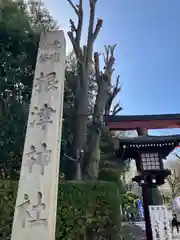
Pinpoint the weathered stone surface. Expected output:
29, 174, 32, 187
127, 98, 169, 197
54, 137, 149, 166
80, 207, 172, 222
11, 31, 66, 240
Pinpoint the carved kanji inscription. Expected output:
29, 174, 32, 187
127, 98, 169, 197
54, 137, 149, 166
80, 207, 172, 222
52, 40, 62, 48
35, 71, 58, 93
18, 194, 31, 228
29, 192, 47, 227
26, 145, 36, 174
40, 35, 62, 49
26, 143, 51, 175
39, 52, 60, 63
29, 104, 56, 131
37, 104, 56, 130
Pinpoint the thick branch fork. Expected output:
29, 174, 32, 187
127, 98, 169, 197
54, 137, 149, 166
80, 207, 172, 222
67, 0, 102, 65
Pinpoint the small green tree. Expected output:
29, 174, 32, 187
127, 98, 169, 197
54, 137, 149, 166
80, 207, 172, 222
122, 191, 139, 215
163, 159, 180, 200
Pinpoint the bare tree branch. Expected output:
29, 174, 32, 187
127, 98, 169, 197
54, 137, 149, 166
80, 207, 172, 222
66, 0, 79, 16
67, 0, 83, 60
112, 103, 122, 115
88, 0, 96, 38
76, 0, 83, 47
92, 18, 103, 42
86, 0, 103, 69
166, 162, 180, 198
103, 45, 116, 78
115, 74, 120, 89
113, 75, 121, 97
175, 153, 180, 159
69, 19, 76, 32
94, 52, 101, 82
67, 31, 82, 60
104, 74, 122, 115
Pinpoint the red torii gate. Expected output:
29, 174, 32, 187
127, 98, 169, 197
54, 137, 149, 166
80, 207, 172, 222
105, 113, 180, 147
105, 113, 180, 131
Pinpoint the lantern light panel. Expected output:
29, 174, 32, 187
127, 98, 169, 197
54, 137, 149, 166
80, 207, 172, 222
141, 153, 160, 170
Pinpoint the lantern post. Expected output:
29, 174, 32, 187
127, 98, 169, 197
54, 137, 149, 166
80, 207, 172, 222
112, 135, 180, 239
133, 151, 170, 240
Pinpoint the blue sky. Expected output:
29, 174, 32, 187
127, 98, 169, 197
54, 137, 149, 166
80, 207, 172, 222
43, 0, 180, 137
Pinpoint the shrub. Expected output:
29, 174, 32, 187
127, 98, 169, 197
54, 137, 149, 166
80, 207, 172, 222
56, 181, 121, 240
0, 180, 17, 240
0, 180, 121, 240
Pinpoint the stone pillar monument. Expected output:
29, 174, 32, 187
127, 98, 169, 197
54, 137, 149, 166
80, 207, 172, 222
11, 31, 66, 240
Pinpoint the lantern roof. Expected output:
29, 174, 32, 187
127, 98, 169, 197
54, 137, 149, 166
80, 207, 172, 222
117, 134, 180, 147
113, 135, 180, 159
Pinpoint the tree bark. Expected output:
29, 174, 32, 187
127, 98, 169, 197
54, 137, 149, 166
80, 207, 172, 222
86, 47, 121, 179
72, 77, 89, 179
86, 75, 109, 178
67, 0, 102, 180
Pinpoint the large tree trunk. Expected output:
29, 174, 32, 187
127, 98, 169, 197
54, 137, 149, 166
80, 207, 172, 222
86, 76, 109, 178
67, 1, 121, 180
67, 0, 102, 180
73, 80, 89, 180
86, 47, 121, 179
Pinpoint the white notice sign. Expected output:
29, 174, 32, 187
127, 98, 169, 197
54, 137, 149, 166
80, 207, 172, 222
149, 205, 172, 240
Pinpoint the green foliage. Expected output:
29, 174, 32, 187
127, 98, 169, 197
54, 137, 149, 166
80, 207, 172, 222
0, 180, 17, 240
100, 128, 130, 170
0, 0, 57, 179
0, 181, 121, 240
122, 191, 139, 214
99, 168, 121, 183
98, 168, 125, 195
0, 0, 38, 179
0, 0, 125, 183
98, 127, 130, 189
56, 181, 121, 240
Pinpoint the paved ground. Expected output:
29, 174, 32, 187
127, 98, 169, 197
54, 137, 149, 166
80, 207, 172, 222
122, 221, 180, 239
134, 221, 146, 231
173, 231, 180, 240
121, 222, 145, 240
